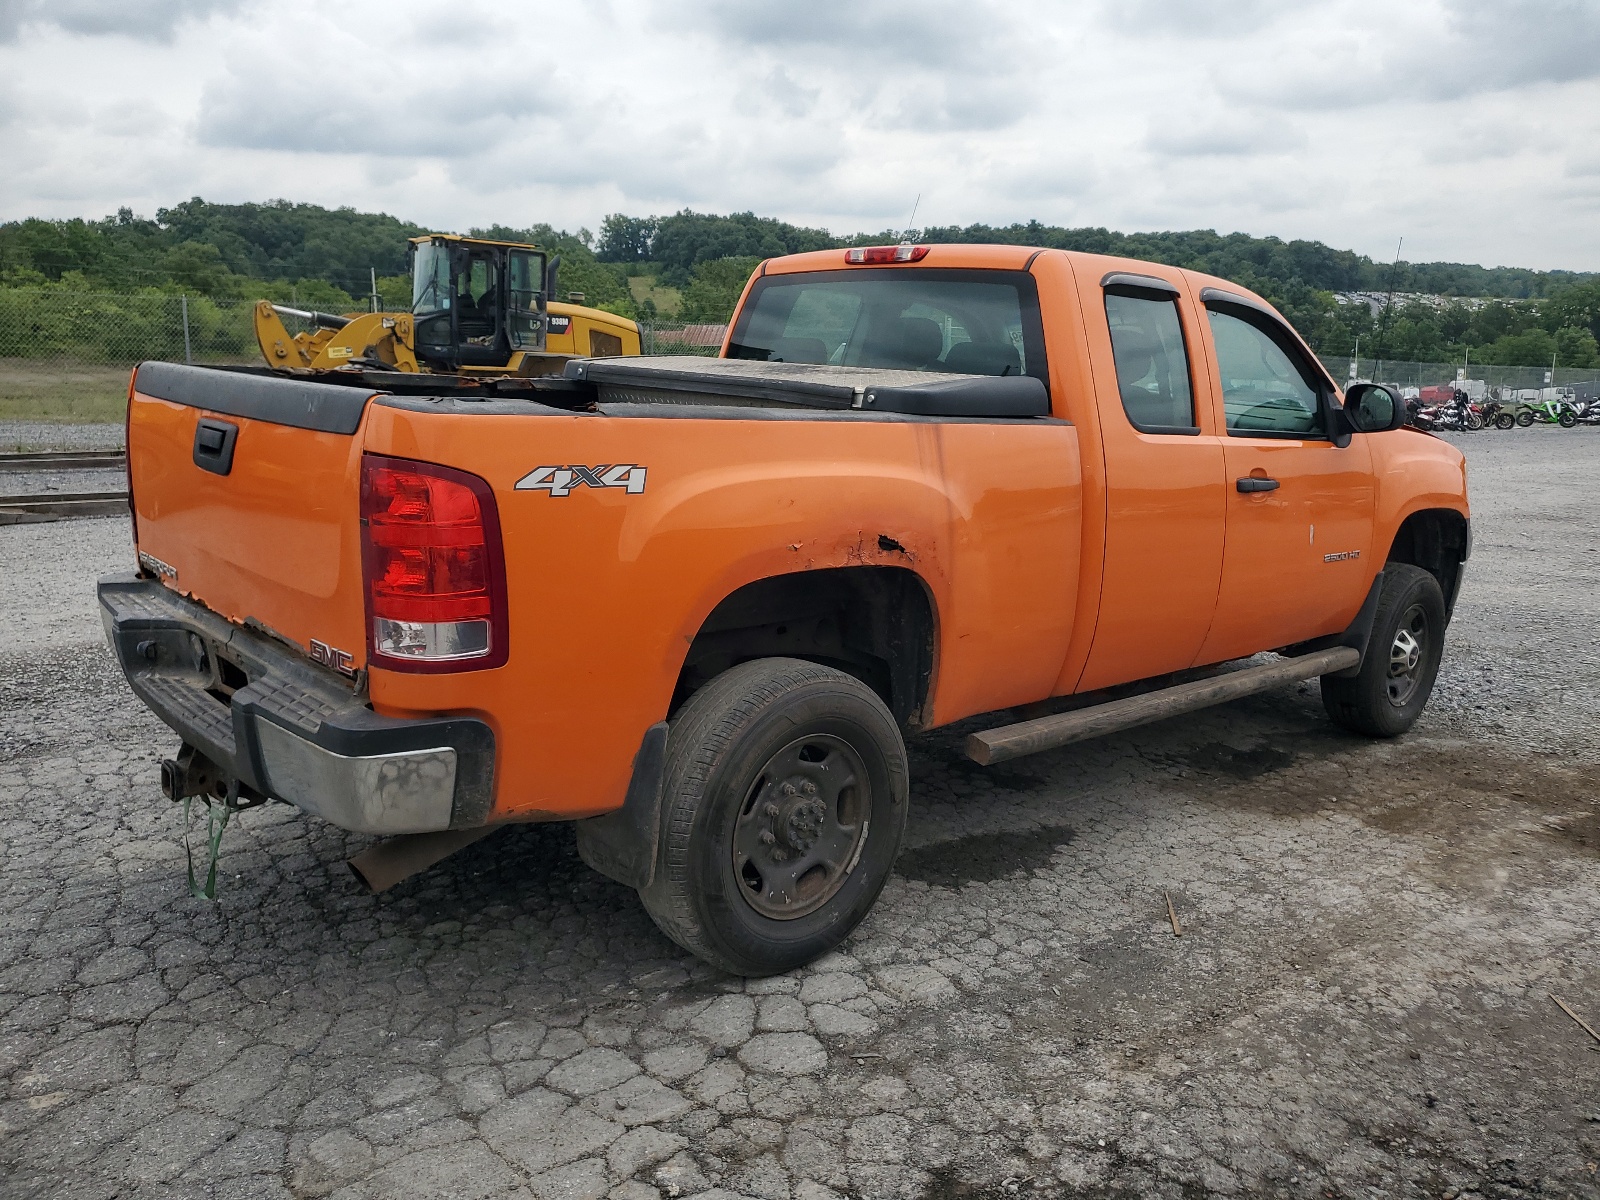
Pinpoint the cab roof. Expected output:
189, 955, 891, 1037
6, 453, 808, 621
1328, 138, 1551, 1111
761, 243, 1280, 322
407, 234, 545, 252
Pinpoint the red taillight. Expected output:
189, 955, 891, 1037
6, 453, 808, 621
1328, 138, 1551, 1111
844, 245, 929, 265
360, 454, 508, 672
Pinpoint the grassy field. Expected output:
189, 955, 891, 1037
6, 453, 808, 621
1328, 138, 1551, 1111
626, 275, 683, 317
0, 359, 133, 423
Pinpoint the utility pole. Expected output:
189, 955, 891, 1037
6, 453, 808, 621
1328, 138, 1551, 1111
371, 267, 379, 313
1373, 238, 1403, 380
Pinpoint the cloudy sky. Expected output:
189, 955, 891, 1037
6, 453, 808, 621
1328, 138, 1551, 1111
2, 0, 1598, 270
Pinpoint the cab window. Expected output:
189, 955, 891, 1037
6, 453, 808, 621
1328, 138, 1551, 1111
1104, 293, 1196, 433
1207, 307, 1325, 437
507, 250, 544, 350
729, 269, 1048, 391
457, 254, 499, 342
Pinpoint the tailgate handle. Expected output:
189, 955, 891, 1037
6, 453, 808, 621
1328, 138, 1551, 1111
193, 419, 239, 476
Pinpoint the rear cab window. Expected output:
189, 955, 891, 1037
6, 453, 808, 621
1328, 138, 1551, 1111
1101, 274, 1198, 434
728, 268, 1050, 404
1203, 292, 1330, 438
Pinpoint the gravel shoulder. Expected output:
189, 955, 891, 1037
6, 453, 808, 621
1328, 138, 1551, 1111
0, 427, 1596, 1200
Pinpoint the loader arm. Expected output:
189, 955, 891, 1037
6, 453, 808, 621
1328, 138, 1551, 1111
253, 301, 421, 372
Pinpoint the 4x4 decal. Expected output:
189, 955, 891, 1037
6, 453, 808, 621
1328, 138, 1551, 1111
515, 464, 647, 497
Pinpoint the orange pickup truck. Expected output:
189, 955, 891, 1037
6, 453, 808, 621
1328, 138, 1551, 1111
101, 243, 1470, 975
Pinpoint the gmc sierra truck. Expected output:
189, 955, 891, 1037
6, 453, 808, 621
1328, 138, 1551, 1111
101, 243, 1470, 975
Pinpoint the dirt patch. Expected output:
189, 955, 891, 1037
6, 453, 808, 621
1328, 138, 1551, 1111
1166, 731, 1600, 859
897, 825, 1076, 886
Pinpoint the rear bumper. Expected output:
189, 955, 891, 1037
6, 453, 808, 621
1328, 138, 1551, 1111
97, 572, 495, 835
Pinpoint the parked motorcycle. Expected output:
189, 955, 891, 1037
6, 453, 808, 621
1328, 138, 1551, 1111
1531, 397, 1580, 428
1410, 393, 1479, 432
1476, 398, 1514, 430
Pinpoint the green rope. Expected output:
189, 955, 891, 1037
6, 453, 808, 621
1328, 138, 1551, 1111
181, 794, 231, 900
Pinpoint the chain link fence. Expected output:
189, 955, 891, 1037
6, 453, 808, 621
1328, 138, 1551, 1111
1316, 354, 1600, 397
0, 289, 259, 365
637, 322, 725, 356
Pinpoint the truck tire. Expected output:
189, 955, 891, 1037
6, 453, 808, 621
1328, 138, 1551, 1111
1320, 564, 1446, 737
639, 658, 909, 976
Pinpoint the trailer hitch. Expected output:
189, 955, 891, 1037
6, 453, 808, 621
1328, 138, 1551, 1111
160, 743, 268, 900
160, 743, 268, 810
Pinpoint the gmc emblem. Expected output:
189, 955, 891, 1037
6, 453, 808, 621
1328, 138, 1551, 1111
309, 638, 356, 676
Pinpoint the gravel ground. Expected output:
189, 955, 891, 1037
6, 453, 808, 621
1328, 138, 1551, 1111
0, 427, 1596, 1200
0, 422, 126, 453
0, 468, 125, 499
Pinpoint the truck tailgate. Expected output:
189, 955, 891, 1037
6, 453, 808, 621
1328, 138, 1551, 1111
127, 362, 375, 671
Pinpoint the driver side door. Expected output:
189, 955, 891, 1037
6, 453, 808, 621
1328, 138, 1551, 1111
1195, 293, 1376, 663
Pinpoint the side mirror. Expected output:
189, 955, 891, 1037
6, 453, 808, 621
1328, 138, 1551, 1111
1344, 382, 1405, 433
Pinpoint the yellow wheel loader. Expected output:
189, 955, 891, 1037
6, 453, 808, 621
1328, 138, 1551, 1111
253, 234, 640, 377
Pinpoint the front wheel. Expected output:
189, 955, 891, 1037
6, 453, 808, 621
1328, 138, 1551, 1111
1559, 410, 1578, 428
1321, 564, 1447, 737
1495, 412, 1515, 430
639, 658, 909, 976
1465, 411, 1484, 430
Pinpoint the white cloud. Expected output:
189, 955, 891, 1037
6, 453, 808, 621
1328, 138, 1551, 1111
0, 0, 1598, 270
1, 0, 251, 42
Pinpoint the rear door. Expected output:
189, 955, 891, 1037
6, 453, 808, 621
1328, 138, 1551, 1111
1194, 292, 1375, 663
1074, 270, 1228, 692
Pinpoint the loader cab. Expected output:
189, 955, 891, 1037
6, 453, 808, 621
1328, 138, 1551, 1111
409, 236, 549, 370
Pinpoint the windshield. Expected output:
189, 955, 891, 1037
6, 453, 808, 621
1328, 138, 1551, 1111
412, 241, 450, 315
727, 268, 1047, 381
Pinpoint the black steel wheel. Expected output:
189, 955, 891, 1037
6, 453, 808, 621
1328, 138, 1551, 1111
639, 658, 908, 976
1321, 564, 1447, 737
730, 733, 871, 920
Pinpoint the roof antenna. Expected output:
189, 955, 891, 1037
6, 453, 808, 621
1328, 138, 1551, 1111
902, 194, 921, 245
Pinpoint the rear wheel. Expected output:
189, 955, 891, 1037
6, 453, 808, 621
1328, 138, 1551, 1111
1495, 412, 1515, 430
1321, 564, 1446, 737
1516, 410, 1535, 427
639, 658, 909, 976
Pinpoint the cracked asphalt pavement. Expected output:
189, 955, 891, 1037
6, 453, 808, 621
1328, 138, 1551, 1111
1, 428, 1597, 1200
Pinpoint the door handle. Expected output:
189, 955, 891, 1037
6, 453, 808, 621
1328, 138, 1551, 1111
1236, 476, 1279, 493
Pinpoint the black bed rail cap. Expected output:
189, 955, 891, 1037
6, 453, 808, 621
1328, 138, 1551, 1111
132, 361, 377, 435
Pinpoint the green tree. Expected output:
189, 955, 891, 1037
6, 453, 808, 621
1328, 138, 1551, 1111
596, 215, 659, 263
163, 242, 234, 296
1542, 280, 1600, 343
676, 257, 762, 323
